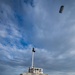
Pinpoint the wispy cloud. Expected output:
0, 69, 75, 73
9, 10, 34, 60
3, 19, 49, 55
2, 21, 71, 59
0, 0, 75, 75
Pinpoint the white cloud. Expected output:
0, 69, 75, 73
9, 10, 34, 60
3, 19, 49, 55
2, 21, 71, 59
0, 3, 22, 40
1, 0, 75, 75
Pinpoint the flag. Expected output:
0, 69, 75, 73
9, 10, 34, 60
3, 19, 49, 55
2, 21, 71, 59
32, 48, 35, 52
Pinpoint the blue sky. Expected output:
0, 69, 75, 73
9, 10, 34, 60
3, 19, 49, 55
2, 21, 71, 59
0, 0, 75, 75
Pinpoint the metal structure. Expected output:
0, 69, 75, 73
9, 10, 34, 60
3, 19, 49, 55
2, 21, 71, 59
32, 48, 35, 68
20, 48, 48, 75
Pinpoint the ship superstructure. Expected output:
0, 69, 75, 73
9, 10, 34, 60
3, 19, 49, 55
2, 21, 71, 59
20, 48, 48, 75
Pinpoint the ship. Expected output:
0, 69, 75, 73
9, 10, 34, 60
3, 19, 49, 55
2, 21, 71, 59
20, 48, 48, 75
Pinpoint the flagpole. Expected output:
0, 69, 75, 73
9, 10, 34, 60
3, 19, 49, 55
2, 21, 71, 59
32, 48, 35, 68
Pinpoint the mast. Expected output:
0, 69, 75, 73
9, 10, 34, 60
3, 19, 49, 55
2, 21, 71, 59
32, 48, 35, 68
20, 48, 45, 75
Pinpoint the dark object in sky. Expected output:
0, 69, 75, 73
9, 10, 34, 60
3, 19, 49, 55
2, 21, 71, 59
59, 5, 64, 13
32, 48, 35, 52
